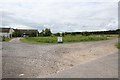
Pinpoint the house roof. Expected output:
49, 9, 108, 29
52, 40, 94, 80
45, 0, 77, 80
0, 28, 11, 33
14, 29, 38, 32
0, 28, 39, 34
14, 29, 39, 34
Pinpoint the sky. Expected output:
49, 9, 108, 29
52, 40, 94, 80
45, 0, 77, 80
0, 0, 119, 33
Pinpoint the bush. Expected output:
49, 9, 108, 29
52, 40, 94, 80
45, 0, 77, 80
2, 36, 5, 41
116, 43, 120, 49
54, 33, 60, 36
12, 30, 21, 37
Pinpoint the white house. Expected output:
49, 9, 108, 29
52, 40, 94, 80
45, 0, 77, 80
0, 28, 14, 38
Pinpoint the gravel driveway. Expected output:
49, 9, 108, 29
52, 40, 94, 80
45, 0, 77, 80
2, 38, 118, 78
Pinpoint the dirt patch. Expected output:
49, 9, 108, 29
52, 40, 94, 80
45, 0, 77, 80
2, 38, 118, 78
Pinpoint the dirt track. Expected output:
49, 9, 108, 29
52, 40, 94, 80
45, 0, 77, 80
2, 38, 118, 78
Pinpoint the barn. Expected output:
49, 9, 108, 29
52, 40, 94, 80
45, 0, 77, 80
0, 28, 14, 38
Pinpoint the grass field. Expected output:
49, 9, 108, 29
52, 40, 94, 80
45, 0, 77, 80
2, 38, 12, 42
116, 43, 120, 49
20, 35, 115, 44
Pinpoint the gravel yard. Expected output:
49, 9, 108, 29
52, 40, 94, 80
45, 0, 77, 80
2, 38, 118, 78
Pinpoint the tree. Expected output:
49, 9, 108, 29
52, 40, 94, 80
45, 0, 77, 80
82, 32, 90, 36
44, 28, 52, 36
40, 28, 52, 36
2, 36, 5, 41
71, 32, 76, 35
29, 31, 38, 37
54, 33, 60, 36
62, 32, 65, 37
12, 30, 21, 37
39, 30, 44, 36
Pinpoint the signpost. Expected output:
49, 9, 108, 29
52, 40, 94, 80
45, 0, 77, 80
57, 37, 63, 43
57, 32, 63, 43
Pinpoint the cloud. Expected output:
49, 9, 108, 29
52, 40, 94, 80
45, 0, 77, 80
0, 0, 119, 33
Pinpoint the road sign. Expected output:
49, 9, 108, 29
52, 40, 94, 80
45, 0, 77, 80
58, 37, 63, 43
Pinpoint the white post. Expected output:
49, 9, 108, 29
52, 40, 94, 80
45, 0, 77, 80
57, 37, 63, 43
57, 32, 63, 43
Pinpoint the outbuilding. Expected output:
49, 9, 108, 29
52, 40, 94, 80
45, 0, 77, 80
0, 28, 14, 38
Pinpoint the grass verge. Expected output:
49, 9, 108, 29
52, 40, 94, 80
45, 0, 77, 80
116, 43, 120, 49
2, 38, 12, 42
20, 35, 113, 44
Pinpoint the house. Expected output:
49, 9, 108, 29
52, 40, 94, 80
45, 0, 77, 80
0, 28, 14, 38
13, 29, 39, 37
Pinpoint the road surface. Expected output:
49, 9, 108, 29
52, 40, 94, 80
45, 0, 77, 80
2, 38, 118, 78
48, 53, 118, 78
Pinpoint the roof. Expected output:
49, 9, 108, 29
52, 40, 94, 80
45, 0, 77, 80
14, 29, 38, 32
14, 29, 39, 34
0, 28, 11, 33
15, 29, 38, 31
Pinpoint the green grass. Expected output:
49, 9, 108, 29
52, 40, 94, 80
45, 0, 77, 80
3, 38, 12, 42
116, 43, 120, 49
21, 37, 57, 44
20, 35, 113, 44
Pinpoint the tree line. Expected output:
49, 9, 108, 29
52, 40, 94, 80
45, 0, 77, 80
12, 28, 120, 37
39, 28, 120, 37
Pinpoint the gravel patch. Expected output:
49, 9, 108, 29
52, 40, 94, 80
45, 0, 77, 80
2, 38, 118, 78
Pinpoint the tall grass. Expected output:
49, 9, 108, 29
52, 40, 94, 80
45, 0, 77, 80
63, 35, 108, 43
21, 35, 112, 44
116, 43, 120, 49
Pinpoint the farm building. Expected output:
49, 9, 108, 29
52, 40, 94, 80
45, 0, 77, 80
13, 29, 39, 37
0, 28, 14, 38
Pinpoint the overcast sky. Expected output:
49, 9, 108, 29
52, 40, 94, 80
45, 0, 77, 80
0, 0, 119, 33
